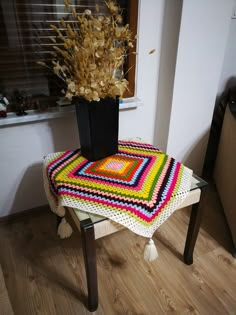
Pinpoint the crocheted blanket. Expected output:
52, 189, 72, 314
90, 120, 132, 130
43, 141, 193, 238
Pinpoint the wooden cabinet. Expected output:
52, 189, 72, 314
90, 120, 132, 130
214, 105, 236, 257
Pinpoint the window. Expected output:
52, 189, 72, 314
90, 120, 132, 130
0, 0, 138, 112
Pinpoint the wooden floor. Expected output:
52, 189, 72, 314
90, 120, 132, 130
0, 264, 14, 315
0, 184, 236, 315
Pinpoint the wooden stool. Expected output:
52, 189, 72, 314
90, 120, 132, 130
63, 174, 207, 312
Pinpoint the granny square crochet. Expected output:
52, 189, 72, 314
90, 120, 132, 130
44, 141, 193, 238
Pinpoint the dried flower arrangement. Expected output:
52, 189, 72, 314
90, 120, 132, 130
38, 0, 135, 102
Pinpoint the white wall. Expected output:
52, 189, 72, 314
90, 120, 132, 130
166, 0, 233, 174
154, 0, 183, 151
0, 0, 164, 217
0, 117, 79, 217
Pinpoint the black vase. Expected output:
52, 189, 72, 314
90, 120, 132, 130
74, 97, 119, 161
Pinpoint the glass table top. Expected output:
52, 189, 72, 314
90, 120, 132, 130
191, 174, 208, 190
73, 174, 207, 226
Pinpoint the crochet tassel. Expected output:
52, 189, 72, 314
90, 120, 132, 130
57, 218, 73, 239
144, 238, 159, 262
56, 205, 66, 217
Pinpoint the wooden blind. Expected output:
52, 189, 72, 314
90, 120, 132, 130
0, 0, 137, 111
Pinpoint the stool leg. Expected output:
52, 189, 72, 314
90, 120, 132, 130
80, 219, 98, 312
184, 188, 207, 265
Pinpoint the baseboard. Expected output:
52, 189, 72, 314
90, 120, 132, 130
0, 205, 50, 224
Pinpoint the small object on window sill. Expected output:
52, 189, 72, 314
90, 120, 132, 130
56, 97, 74, 112
0, 110, 7, 118
35, 100, 44, 112
0, 94, 9, 118
56, 97, 71, 106
14, 90, 28, 116
16, 104, 28, 116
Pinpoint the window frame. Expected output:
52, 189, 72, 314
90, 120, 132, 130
0, 0, 138, 113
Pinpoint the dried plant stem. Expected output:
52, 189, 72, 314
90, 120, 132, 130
38, 0, 134, 101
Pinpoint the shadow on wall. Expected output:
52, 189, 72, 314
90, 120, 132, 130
10, 163, 48, 215
47, 115, 80, 152
1, 115, 80, 217
10, 117, 80, 216
10, 117, 80, 215
181, 130, 210, 176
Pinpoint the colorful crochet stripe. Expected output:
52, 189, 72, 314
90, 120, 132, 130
44, 141, 193, 238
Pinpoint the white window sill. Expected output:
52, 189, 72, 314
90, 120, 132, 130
119, 97, 143, 110
0, 97, 142, 127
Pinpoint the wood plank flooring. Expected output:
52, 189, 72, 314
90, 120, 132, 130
0, 264, 14, 315
0, 183, 236, 315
